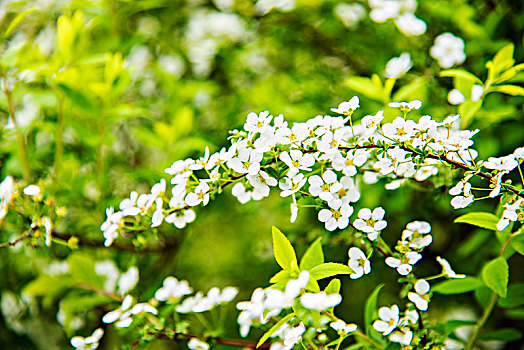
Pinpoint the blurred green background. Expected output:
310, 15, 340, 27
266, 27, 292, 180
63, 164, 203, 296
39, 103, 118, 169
0, 0, 524, 348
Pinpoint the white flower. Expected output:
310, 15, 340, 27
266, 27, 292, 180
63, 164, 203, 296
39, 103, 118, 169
330, 320, 358, 333
227, 147, 264, 175
247, 170, 278, 192
71, 328, 104, 350
101, 207, 123, 247
283, 322, 306, 348
280, 173, 307, 197
308, 170, 343, 201
394, 13, 426, 36
155, 276, 193, 301
188, 338, 210, 350
334, 3, 366, 28
332, 149, 368, 176
401, 221, 432, 249
348, 247, 371, 279
496, 198, 523, 231
102, 296, 157, 328
361, 110, 384, 133
95, 261, 120, 292
23, 185, 40, 196
513, 146, 524, 160
389, 329, 413, 346
353, 207, 387, 234
385, 251, 421, 275
280, 150, 315, 175
189, 147, 211, 171
118, 267, 139, 295
318, 199, 353, 231
373, 304, 399, 336
185, 181, 211, 207
300, 292, 342, 310
331, 96, 359, 114
430, 32, 466, 68
407, 279, 431, 311
385, 52, 413, 78
382, 117, 417, 142
165, 208, 197, 229
471, 84, 484, 101
483, 154, 518, 172
0, 176, 15, 220
244, 110, 273, 134
436, 257, 465, 279
448, 89, 465, 105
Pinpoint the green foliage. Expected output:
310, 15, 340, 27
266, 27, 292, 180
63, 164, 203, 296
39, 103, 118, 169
433, 277, 485, 295
481, 257, 509, 298
454, 212, 500, 231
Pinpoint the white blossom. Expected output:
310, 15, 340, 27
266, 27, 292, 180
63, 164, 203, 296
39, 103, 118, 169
155, 276, 193, 301
348, 247, 371, 279
188, 338, 210, 350
330, 96, 359, 114
300, 292, 342, 310
385, 52, 413, 78
373, 304, 399, 335
71, 328, 104, 350
430, 32, 466, 68
308, 170, 343, 201
330, 320, 358, 333
408, 279, 431, 311
436, 257, 466, 279
318, 199, 353, 231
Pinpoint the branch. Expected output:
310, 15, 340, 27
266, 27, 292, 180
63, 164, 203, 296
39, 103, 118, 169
0, 226, 36, 248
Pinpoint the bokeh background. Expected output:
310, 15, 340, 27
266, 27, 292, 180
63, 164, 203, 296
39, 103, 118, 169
0, 0, 524, 348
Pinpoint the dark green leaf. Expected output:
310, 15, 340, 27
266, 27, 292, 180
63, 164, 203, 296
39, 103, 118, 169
365, 284, 384, 335
481, 257, 509, 297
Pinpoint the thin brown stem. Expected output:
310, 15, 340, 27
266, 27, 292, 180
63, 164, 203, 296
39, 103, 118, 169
0, 228, 34, 248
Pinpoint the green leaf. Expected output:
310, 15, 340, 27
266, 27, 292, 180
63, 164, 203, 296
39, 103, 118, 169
498, 283, 524, 308
432, 277, 484, 294
257, 313, 295, 348
272, 226, 298, 272
364, 284, 384, 335
459, 99, 482, 127
490, 85, 524, 96
309, 263, 353, 280
56, 83, 96, 114
506, 308, 524, 320
491, 43, 515, 74
306, 278, 320, 293
440, 69, 483, 85
269, 270, 291, 284
444, 320, 477, 334
510, 234, 524, 256
1, 9, 37, 41
481, 257, 509, 297
324, 279, 341, 294
454, 212, 500, 231
68, 253, 104, 288
23, 275, 74, 297
300, 238, 324, 270
480, 328, 522, 341
392, 77, 427, 102
345, 77, 383, 102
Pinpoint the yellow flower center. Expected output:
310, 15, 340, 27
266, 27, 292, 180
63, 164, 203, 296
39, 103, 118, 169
321, 183, 331, 192
332, 210, 341, 219
396, 127, 406, 136
337, 188, 347, 197
366, 219, 376, 227
292, 160, 300, 168
243, 161, 252, 170
345, 159, 354, 166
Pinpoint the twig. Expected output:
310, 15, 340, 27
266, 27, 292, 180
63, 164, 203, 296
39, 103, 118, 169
0, 226, 36, 248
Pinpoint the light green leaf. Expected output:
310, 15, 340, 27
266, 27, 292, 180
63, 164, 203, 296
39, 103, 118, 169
23, 275, 74, 297
364, 283, 384, 335
272, 226, 298, 272
440, 69, 483, 85
257, 313, 295, 348
481, 257, 509, 297
495, 63, 524, 83
68, 253, 104, 288
459, 100, 483, 127
309, 263, 353, 280
300, 238, 324, 270
490, 85, 524, 96
1, 8, 37, 41
269, 270, 291, 284
480, 328, 522, 341
454, 212, 500, 231
491, 43, 515, 73
345, 77, 383, 102
432, 277, 484, 294
324, 279, 341, 294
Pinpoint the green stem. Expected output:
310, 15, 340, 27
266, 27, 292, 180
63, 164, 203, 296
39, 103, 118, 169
5, 89, 31, 183
54, 95, 65, 178
376, 236, 394, 256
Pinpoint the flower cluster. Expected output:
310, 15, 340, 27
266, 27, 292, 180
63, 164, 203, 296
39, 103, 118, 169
386, 221, 431, 275
373, 305, 419, 346
101, 97, 488, 248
